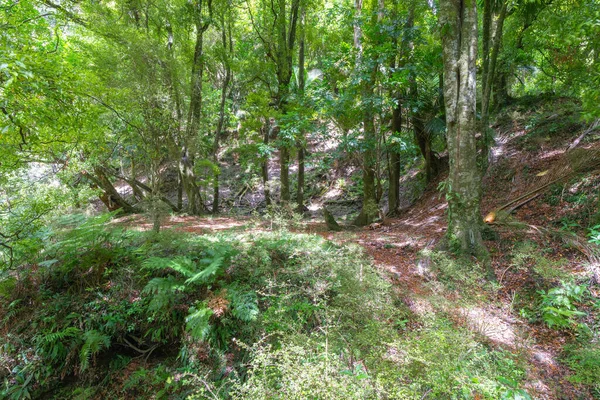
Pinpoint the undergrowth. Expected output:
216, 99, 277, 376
0, 212, 534, 399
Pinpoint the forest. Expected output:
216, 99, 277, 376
1, 0, 600, 397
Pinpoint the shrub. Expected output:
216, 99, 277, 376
563, 344, 600, 391
538, 282, 587, 329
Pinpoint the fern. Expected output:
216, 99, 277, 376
79, 329, 110, 372
185, 255, 224, 285
142, 276, 185, 313
142, 256, 196, 278
186, 305, 213, 340
141, 256, 173, 271
229, 288, 259, 322
35, 326, 82, 362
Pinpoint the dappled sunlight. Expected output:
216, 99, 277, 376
113, 215, 250, 233
460, 306, 517, 346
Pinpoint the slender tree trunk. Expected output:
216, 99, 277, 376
407, 4, 438, 183
213, 15, 232, 214
353, 0, 382, 226
480, 0, 508, 172
296, 6, 306, 212
274, 0, 300, 206
183, 0, 211, 215
262, 122, 272, 206
388, 101, 401, 214
439, 0, 487, 257
279, 147, 290, 204
177, 171, 183, 211
387, 0, 402, 214
482, 0, 492, 98
494, 71, 510, 108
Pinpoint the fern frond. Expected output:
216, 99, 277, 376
142, 276, 185, 295
37, 327, 81, 346
142, 256, 195, 278
185, 255, 224, 285
167, 257, 196, 278
35, 326, 82, 363
80, 330, 111, 372
185, 306, 213, 340
143, 276, 185, 314
229, 289, 259, 322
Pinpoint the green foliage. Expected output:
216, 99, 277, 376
510, 242, 570, 282
228, 287, 259, 322
378, 317, 529, 399
588, 224, 600, 246
231, 341, 377, 399
421, 249, 488, 292
35, 326, 82, 363
538, 282, 587, 329
79, 330, 111, 372
1, 213, 405, 397
186, 305, 214, 341
563, 344, 600, 388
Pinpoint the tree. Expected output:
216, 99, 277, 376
353, 0, 384, 226
439, 0, 487, 256
480, 0, 508, 171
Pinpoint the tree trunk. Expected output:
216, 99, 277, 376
387, 0, 403, 214
91, 167, 135, 213
388, 101, 401, 214
213, 14, 232, 214
480, 0, 508, 172
439, 0, 487, 257
296, 6, 306, 212
177, 171, 183, 211
494, 71, 510, 109
183, 0, 211, 215
353, 0, 382, 226
407, 4, 439, 183
274, 0, 300, 206
262, 122, 271, 206
482, 0, 492, 99
280, 147, 290, 203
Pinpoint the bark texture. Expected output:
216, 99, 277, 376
353, 0, 382, 226
296, 6, 306, 212
480, 0, 508, 172
439, 0, 487, 256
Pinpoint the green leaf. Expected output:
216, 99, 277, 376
185, 306, 213, 340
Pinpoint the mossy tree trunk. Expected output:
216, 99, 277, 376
213, 13, 233, 214
439, 0, 487, 257
273, 0, 301, 206
388, 100, 401, 214
353, 0, 382, 226
296, 5, 306, 212
262, 121, 272, 206
182, 0, 211, 215
480, 0, 508, 172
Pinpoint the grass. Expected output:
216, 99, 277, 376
0, 212, 540, 399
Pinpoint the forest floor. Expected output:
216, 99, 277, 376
113, 97, 600, 399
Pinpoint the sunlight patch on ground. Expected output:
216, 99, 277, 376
113, 215, 249, 233
323, 187, 343, 199
460, 306, 517, 346
405, 297, 434, 316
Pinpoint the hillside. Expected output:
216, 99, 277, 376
2, 96, 599, 399
2, 0, 600, 397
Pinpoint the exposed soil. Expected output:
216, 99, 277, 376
116, 99, 599, 399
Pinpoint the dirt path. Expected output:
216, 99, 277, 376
118, 189, 584, 399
